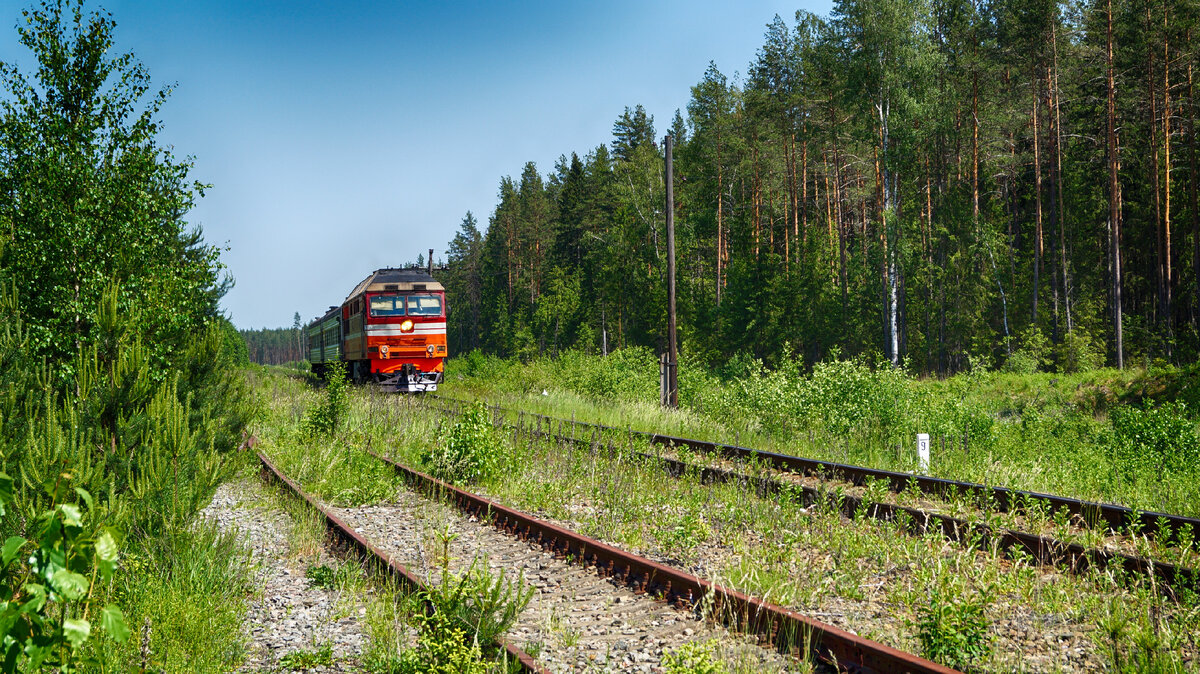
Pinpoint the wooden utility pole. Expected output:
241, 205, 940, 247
665, 135, 679, 408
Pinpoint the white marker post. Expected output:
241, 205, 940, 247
917, 433, 930, 473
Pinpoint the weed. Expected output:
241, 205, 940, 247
390, 611, 487, 674
306, 564, 337, 588
662, 639, 729, 674
915, 579, 993, 670
301, 360, 349, 437
424, 402, 506, 485
278, 642, 335, 669
1108, 401, 1198, 482
427, 558, 533, 648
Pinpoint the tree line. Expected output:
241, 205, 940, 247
441, 0, 1200, 374
241, 313, 305, 365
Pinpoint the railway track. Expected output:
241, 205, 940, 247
257, 451, 547, 673
258, 448, 960, 673
424, 396, 1200, 598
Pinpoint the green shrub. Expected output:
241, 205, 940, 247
424, 403, 505, 484
391, 612, 486, 674
426, 560, 532, 649
916, 581, 993, 669
371, 560, 532, 674
1108, 401, 1199, 480
1001, 350, 1040, 375
662, 639, 728, 674
301, 360, 349, 437
1003, 326, 1052, 374
796, 357, 914, 437
1057, 329, 1105, 373
559, 347, 658, 402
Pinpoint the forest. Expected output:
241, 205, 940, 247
242, 315, 305, 366
439, 0, 1200, 375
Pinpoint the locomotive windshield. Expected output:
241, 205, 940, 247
406, 294, 442, 316
369, 293, 443, 317
369, 295, 405, 316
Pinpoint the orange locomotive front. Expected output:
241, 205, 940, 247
335, 268, 447, 392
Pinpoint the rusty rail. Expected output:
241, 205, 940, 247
257, 451, 549, 674
426, 395, 1200, 545
425, 397, 1200, 598
365, 448, 960, 674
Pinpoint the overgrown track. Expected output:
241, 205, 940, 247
364, 448, 960, 673
257, 451, 550, 674
426, 396, 1200, 598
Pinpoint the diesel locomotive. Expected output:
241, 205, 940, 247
306, 267, 447, 392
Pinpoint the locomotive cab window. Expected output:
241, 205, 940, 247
406, 294, 442, 316
369, 295, 405, 317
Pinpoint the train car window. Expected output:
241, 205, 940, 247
406, 294, 443, 316
369, 295, 405, 317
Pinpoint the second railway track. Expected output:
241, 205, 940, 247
258, 446, 959, 673
424, 395, 1200, 598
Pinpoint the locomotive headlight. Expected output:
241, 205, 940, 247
400, 319, 414, 333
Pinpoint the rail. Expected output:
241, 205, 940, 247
364, 447, 961, 673
425, 396, 1199, 597
257, 450, 549, 673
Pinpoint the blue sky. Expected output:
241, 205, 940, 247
1, 0, 832, 329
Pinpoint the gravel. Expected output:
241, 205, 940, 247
330, 489, 807, 673
198, 472, 824, 672
199, 478, 368, 672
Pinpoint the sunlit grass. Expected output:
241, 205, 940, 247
438, 354, 1200, 518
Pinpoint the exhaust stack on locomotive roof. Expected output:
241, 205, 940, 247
305, 266, 447, 393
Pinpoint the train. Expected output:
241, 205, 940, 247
305, 266, 447, 392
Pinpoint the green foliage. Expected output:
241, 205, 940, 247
217, 318, 250, 367
368, 561, 531, 674
1057, 330, 1105, 374
701, 352, 915, 440
0, 0, 227, 380
1095, 596, 1194, 673
1108, 402, 1199, 481
1003, 327, 1052, 374
425, 560, 533, 650
279, 643, 334, 669
389, 612, 486, 674
0, 4, 252, 671
424, 402, 505, 484
661, 639, 728, 674
98, 523, 251, 672
305, 564, 337, 589
0, 478, 129, 673
915, 581, 993, 670
0, 282, 252, 537
656, 511, 712, 561
558, 347, 659, 402
304, 562, 363, 591
302, 360, 349, 437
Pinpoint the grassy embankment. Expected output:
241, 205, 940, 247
440, 349, 1200, 519
0, 302, 258, 672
